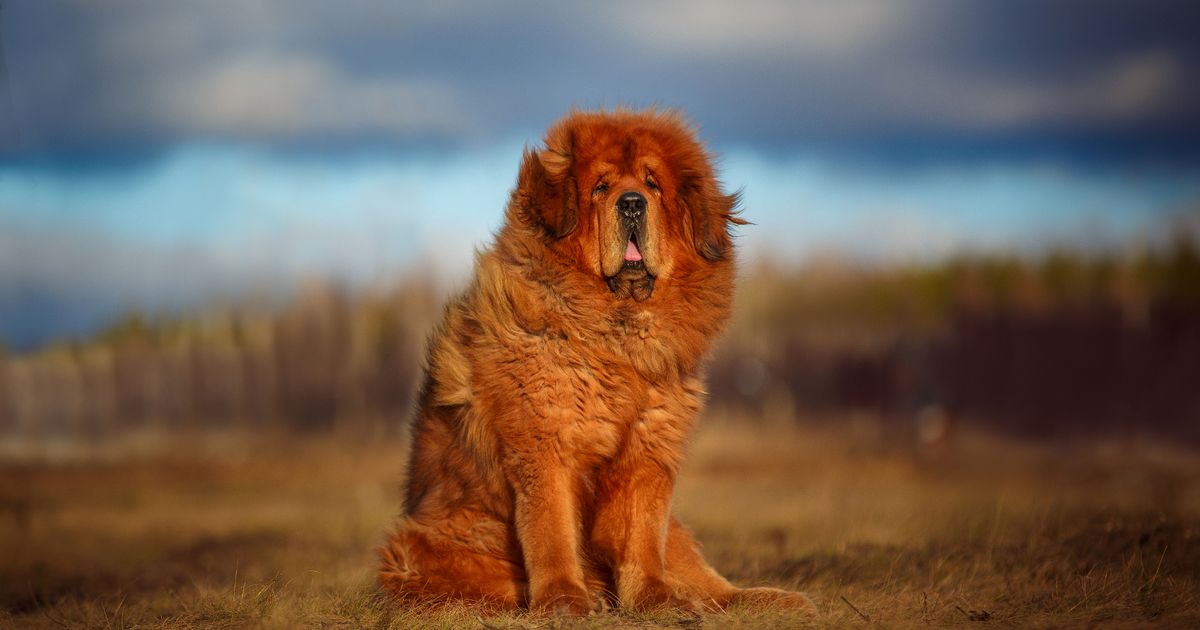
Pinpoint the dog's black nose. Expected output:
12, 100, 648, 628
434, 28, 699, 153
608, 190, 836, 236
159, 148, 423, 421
617, 191, 646, 220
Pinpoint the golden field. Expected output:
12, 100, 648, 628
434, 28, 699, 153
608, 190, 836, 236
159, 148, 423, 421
3, 419, 1198, 629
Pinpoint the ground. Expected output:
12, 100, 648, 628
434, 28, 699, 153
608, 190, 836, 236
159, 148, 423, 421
2, 420, 1198, 628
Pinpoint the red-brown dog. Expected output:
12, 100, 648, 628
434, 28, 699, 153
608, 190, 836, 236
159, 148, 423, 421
380, 109, 812, 615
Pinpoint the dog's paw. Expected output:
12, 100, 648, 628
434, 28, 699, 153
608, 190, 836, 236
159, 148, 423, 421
628, 578, 700, 613
732, 586, 817, 613
531, 578, 593, 617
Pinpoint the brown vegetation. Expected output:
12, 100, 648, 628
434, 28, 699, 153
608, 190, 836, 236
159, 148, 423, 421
2, 227, 1198, 626
2, 422, 1197, 628
3, 235, 1199, 447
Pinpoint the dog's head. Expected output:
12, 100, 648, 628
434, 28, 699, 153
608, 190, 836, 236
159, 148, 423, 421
513, 109, 743, 302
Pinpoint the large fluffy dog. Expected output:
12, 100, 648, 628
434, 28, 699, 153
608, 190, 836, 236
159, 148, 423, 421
380, 109, 812, 615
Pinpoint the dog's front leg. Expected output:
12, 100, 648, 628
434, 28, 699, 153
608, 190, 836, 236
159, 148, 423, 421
507, 450, 592, 615
591, 443, 696, 612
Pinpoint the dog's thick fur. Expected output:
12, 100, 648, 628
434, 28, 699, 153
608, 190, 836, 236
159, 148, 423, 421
379, 109, 812, 615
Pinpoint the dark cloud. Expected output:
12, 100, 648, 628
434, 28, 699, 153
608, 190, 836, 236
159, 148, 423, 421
1, 0, 1197, 162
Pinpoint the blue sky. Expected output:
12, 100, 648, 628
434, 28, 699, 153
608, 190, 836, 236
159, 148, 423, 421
1, 1, 1199, 349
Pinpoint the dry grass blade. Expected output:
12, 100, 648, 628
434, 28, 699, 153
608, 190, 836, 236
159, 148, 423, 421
840, 595, 870, 622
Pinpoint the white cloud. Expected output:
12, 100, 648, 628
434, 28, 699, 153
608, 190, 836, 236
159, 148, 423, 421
873, 50, 1190, 130
160, 53, 467, 138
6, 0, 1194, 151
625, 0, 914, 57
1094, 50, 1185, 121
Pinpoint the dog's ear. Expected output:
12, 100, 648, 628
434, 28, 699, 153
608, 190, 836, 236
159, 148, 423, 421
680, 174, 744, 262
515, 134, 578, 239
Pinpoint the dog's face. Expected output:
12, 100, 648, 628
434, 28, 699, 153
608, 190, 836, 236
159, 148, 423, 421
516, 110, 741, 302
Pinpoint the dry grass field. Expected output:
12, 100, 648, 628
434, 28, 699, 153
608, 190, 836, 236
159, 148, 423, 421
2, 420, 1199, 629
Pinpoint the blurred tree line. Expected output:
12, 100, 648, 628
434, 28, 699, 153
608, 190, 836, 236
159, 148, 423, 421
0, 282, 439, 441
717, 232, 1200, 443
1, 234, 1198, 444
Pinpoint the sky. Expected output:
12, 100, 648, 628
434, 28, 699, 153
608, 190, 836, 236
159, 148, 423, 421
1, 0, 1199, 350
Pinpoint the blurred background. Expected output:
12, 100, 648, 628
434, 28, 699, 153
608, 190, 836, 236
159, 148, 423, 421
1, 0, 1199, 451
4, 3, 1200, 627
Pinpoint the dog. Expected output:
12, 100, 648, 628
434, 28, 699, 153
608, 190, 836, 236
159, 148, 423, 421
380, 109, 813, 615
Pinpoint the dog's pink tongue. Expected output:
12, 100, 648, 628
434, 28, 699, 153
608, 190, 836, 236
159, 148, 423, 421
624, 239, 643, 262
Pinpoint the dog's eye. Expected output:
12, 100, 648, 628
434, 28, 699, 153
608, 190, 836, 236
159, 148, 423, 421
593, 183, 609, 195
645, 177, 659, 191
